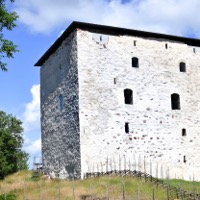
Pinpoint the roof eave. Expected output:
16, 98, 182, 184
35, 21, 200, 66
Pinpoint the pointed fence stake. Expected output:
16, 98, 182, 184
150, 160, 152, 182
129, 157, 131, 172
124, 155, 126, 172
106, 157, 109, 174
152, 187, 155, 200
144, 156, 146, 182
122, 179, 126, 200
137, 184, 140, 200
119, 155, 121, 172
106, 182, 109, 200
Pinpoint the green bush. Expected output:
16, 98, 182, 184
0, 193, 16, 200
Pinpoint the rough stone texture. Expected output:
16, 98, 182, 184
40, 31, 81, 179
40, 27, 200, 180
77, 29, 200, 179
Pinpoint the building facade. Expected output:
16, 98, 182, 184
35, 22, 200, 180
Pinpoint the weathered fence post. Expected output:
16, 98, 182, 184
137, 184, 140, 200
90, 183, 93, 200
138, 154, 141, 172
150, 160, 152, 182
144, 156, 146, 182
152, 187, 155, 200
124, 155, 126, 172
156, 162, 158, 188
4, 191, 6, 200
134, 154, 136, 171
161, 165, 163, 179
119, 155, 121, 172
106, 182, 109, 200
167, 183, 170, 200
23, 176, 26, 200
122, 179, 126, 200
92, 163, 94, 173
106, 157, 109, 175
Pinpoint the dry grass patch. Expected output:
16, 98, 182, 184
1, 170, 198, 200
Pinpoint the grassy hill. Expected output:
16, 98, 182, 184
0, 170, 199, 199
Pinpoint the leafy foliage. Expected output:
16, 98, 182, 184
0, 110, 29, 179
0, 193, 16, 200
0, 0, 18, 71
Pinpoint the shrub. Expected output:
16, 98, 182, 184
0, 193, 16, 200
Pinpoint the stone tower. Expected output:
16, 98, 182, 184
35, 21, 200, 180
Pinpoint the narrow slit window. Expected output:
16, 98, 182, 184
183, 156, 186, 163
133, 40, 137, 46
193, 48, 196, 53
132, 57, 139, 68
125, 122, 129, 133
182, 129, 186, 136
114, 78, 116, 84
171, 93, 180, 110
124, 89, 133, 104
180, 62, 186, 72
59, 94, 63, 112
165, 43, 168, 49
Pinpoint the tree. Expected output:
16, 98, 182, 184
0, 0, 18, 71
0, 110, 29, 179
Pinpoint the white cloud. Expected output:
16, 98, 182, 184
19, 84, 41, 164
14, 0, 200, 36
24, 139, 41, 157
22, 84, 40, 132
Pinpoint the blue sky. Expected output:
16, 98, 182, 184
1, 0, 200, 165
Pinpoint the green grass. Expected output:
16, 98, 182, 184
164, 178, 200, 193
0, 170, 199, 199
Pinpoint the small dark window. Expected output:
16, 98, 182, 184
132, 57, 139, 68
171, 93, 180, 110
180, 62, 186, 72
182, 129, 186, 136
165, 43, 168, 49
59, 94, 63, 112
124, 89, 133, 104
100, 35, 102, 41
125, 122, 129, 133
114, 78, 116, 84
193, 48, 196, 53
133, 40, 137, 46
183, 156, 186, 163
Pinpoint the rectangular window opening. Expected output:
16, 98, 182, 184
182, 129, 186, 136
180, 62, 186, 72
183, 156, 186, 163
125, 122, 129, 134
124, 89, 133, 104
132, 57, 139, 68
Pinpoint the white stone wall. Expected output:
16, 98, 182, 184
77, 29, 200, 180
41, 31, 81, 179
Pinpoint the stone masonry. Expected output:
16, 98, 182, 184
40, 31, 80, 179
36, 22, 200, 180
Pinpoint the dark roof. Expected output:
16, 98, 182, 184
35, 21, 200, 66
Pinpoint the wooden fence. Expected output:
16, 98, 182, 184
85, 169, 200, 200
